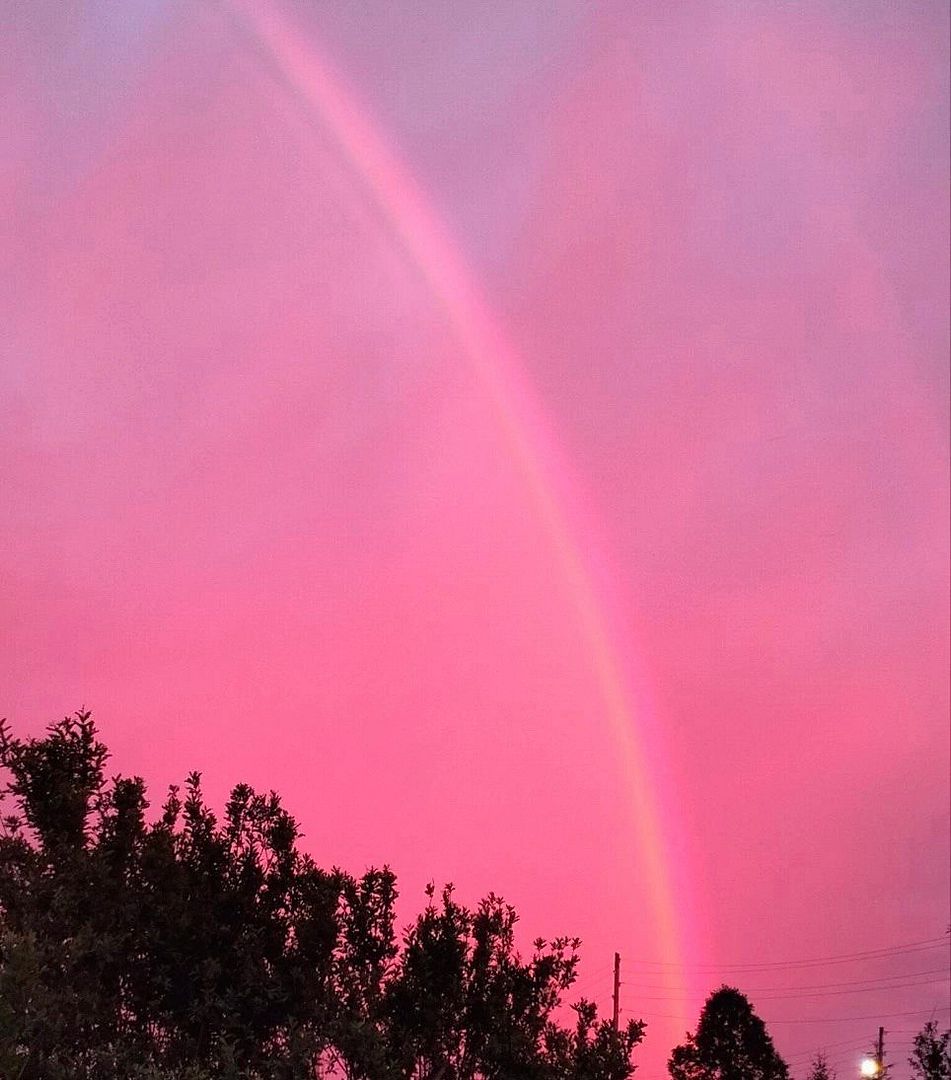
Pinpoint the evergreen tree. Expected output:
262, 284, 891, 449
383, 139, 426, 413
668, 986, 789, 1080
807, 1052, 836, 1080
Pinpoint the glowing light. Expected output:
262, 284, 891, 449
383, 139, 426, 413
860, 1059, 880, 1078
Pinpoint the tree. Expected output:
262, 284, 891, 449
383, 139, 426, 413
0, 711, 341, 1078
384, 883, 644, 1080
807, 1052, 836, 1080
0, 711, 643, 1079
668, 986, 789, 1080
910, 1021, 951, 1080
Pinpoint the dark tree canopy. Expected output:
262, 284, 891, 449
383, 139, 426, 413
667, 986, 789, 1080
909, 1021, 951, 1080
0, 712, 644, 1079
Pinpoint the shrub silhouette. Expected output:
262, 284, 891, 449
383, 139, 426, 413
0, 711, 643, 1079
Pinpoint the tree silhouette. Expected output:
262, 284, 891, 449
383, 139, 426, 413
909, 1021, 951, 1080
0, 711, 643, 1079
384, 883, 644, 1080
667, 986, 789, 1080
806, 1052, 836, 1080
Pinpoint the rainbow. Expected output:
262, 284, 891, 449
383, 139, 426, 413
226, 0, 696, 1043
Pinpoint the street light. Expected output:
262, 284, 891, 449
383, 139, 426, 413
860, 1059, 880, 1078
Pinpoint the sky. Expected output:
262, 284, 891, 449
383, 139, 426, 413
2, 0, 949, 1075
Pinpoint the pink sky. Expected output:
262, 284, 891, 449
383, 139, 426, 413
2, 1, 949, 1075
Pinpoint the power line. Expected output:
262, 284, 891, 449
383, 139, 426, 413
622, 965, 949, 994
766, 1007, 950, 1025
784, 1036, 872, 1057
787, 1033, 915, 1053
570, 966, 614, 997
625, 936, 949, 973
635, 1005, 950, 1025
784, 1031, 944, 1071
784, 1040, 869, 1064
737, 976, 950, 1001
625, 975, 949, 1002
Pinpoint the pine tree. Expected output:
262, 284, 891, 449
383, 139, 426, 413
668, 986, 789, 1080
807, 1052, 836, 1080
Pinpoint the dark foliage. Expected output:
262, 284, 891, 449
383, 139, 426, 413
806, 1052, 835, 1080
667, 986, 789, 1080
0, 712, 643, 1079
910, 1021, 951, 1080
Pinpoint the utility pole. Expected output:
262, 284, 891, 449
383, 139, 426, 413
612, 952, 621, 1029
861, 1028, 887, 1077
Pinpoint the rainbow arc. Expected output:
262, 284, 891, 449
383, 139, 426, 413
228, 0, 695, 1039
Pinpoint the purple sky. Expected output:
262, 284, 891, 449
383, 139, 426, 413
2, 1, 949, 1075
